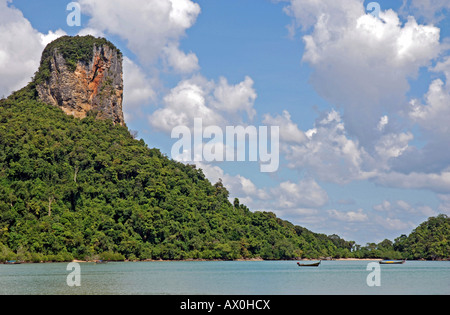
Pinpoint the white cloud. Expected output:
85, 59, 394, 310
262, 110, 306, 144
409, 78, 450, 137
149, 76, 222, 132
282, 109, 375, 184
279, 0, 450, 196
79, 0, 200, 70
122, 57, 157, 121
283, 0, 442, 148
390, 56, 450, 176
148, 75, 257, 132
211, 76, 257, 121
273, 178, 329, 209
162, 42, 199, 74
374, 131, 414, 161
77, 27, 105, 38
0, 0, 66, 97
39, 30, 67, 47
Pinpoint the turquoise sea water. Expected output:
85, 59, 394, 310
0, 260, 448, 295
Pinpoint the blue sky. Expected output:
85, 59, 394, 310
1, 0, 450, 245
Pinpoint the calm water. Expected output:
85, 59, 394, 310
0, 260, 448, 295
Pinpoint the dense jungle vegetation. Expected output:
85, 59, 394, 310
0, 36, 448, 262
1, 84, 448, 262
0, 83, 358, 262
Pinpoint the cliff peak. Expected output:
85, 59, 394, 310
34, 35, 125, 126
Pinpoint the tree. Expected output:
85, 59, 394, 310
233, 198, 240, 209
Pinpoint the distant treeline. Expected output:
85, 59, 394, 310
0, 83, 449, 263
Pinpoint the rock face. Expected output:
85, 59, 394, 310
35, 36, 125, 126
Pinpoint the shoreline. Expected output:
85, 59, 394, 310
6, 258, 444, 264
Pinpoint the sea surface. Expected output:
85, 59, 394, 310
0, 260, 448, 295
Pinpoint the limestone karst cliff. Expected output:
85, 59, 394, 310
34, 35, 125, 126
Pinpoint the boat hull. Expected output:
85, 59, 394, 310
297, 261, 321, 267
379, 260, 405, 264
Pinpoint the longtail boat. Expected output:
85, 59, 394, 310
379, 259, 406, 264
297, 260, 321, 267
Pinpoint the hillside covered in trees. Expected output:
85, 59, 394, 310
351, 214, 449, 260
1, 84, 448, 262
0, 81, 359, 262
0, 36, 448, 263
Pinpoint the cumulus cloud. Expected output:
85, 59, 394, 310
263, 110, 306, 144
278, 0, 450, 198
149, 76, 222, 132
162, 42, 199, 74
374, 131, 414, 164
211, 76, 257, 121
409, 78, 450, 137
273, 178, 329, 209
0, 0, 65, 97
391, 57, 450, 175
283, 0, 442, 149
148, 75, 257, 133
122, 57, 157, 121
281, 109, 375, 184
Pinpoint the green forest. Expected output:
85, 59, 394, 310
0, 82, 355, 262
0, 36, 449, 263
